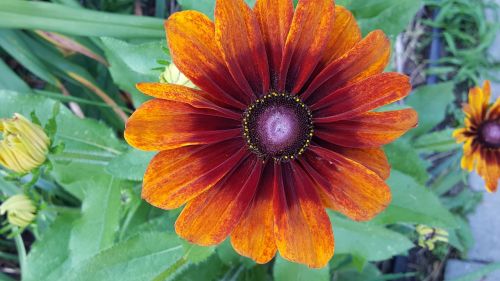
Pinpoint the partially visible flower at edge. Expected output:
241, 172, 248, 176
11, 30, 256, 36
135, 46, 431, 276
416, 225, 449, 251
0, 113, 50, 174
125, 0, 419, 268
454, 81, 500, 192
0, 194, 37, 228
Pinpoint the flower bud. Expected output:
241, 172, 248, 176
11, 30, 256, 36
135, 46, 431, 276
159, 63, 196, 88
0, 194, 36, 228
0, 114, 50, 174
416, 225, 449, 251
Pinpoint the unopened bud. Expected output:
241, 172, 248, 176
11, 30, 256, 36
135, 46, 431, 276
0, 194, 36, 228
416, 225, 449, 251
160, 63, 196, 88
0, 114, 50, 174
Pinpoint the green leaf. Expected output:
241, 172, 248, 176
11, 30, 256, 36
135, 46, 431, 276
182, 241, 216, 264
172, 255, 227, 281
273, 255, 330, 281
216, 239, 255, 268
334, 263, 381, 281
331, 214, 414, 261
106, 148, 155, 181
69, 176, 124, 265
100, 37, 165, 107
0, 0, 163, 38
61, 232, 187, 281
406, 82, 455, 138
371, 171, 458, 228
24, 213, 78, 281
0, 58, 31, 92
385, 141, 429, 184
0, 29, 59, 85
414, 129, 460, 153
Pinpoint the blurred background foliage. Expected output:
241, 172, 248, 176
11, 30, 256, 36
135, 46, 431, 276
0, 0, 499, 280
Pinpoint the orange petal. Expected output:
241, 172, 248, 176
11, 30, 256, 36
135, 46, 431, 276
231, 162, 277, 263
166, 11, 248, 109
461, 138, 478, 172
467, 85, 489, 124
453, 128, 470, 143
136, 83, 241, 120
215, 0, 270, 97
315, 109, 418, 148
125, 99, 241, 151
175, 155, 263, 245
254, 0, 293, 89
321, 143, 390, 180
476, 149, 500, 193
302, 30, 391, 103
303, 146, 392, 221
142, 139, 248, 209
278, 0, 335, 94
320, 6, 361, 67
273, 163, 334, 268
312, 73, 412, 122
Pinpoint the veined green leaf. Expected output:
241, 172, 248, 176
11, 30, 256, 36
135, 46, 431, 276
273, 255, 330, 281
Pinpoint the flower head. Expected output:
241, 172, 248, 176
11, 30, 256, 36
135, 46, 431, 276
0, 194, 37, 228
454, 81, 500, 192
125, 0, 417, 268
0, 114, 50, 174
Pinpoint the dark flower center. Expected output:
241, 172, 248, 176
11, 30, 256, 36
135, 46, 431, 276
480, 121, 500, 148
243, 93, 313, 161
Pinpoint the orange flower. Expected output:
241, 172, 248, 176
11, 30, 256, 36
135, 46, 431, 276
454, 81, 500, 192
125, 0, 417, 268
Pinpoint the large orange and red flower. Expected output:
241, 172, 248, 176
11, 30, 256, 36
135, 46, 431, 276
125, 0, 418, 268
454, 81, 500, 192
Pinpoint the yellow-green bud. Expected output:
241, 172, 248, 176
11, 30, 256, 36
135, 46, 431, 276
159, 63, 196, 88
0, 194, 36, 228
0, 113, 50, 174
416, 224, 449, 251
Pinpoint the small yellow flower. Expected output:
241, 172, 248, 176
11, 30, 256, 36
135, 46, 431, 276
416, 225, 449, 251
159, 63, 196, 88
0, 194, 37, 228
0, 113, 50, 174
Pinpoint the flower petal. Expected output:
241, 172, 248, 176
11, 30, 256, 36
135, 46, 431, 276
215, 0, 270, 97
278, 0, 335, 94
477, 148, 500, 193
142, 139, 248, 209
136, 83, 241, 120
320, 5, 361, 67
315, 109, 418, 148
303, 146, 392, 221
175, 155, 263, 245
466, 81, 490, 123
254, 0, 293, 89
302, 30, 391, 103
166, 11, 247, 109
318, 142, 390, 179
231, 161, 277, 263
273, 163, 334, 268
125, 99, 241, 151
312, 73, 412, 122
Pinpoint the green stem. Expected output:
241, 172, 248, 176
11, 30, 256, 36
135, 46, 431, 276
14, 230, 27, 277
152, 256, 188, 281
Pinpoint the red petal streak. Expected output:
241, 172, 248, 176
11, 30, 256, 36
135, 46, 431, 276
231, 161, 277, 264
142, 139, 248, 210
175, 155, 263, 245
278, 0, 335, 94
136, 83, 241, 120
125, 99, 241, 151
315, 109, 418, 148
303, 146, 391, 221
302, 30, 390, 102
254, 0, 293, 89
273, 163, 334, 268
166, 11, 247, 109
215, 0, 270, 97
312, 73, 411, 122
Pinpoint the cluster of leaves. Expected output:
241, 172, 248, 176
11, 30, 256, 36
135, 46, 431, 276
0, 0, 493, 280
